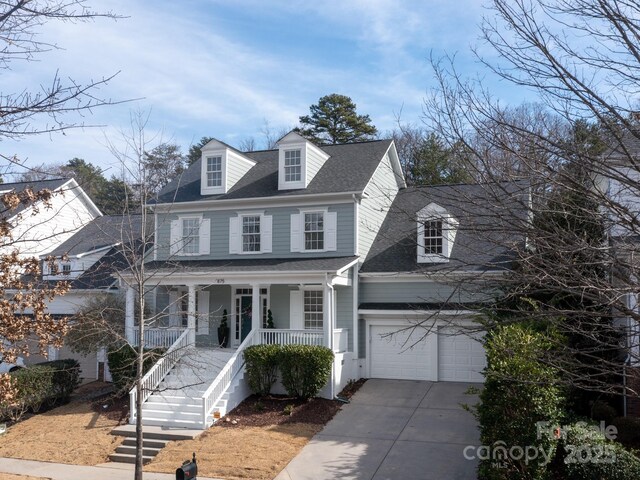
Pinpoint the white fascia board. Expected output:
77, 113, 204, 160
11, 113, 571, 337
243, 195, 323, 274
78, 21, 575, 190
358, 271, 506, 282
60, 178, 103, 218
151, 191, 363, 213
359, 309, 480, 317
336, 258, 359, 275
74, 243, 119, 259
120, 268, 352, 285
385, 141, 407, 189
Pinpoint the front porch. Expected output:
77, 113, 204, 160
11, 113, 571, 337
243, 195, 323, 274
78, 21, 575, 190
123, 259, 357, 429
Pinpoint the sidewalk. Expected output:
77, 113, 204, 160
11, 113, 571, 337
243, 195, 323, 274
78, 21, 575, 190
0, 458, 222, 480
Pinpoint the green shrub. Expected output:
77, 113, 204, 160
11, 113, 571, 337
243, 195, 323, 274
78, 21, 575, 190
279, 345, 333, 399
0, 360, 79, 422
243, 344, 281, 396
558, 421, 640, 480
590, 400, 617, 424
477, 323, 566, 480
34, 359, 80, 404
107, 345, 163, 395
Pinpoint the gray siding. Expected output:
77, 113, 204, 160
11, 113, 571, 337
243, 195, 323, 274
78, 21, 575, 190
335, 282, 354, 351
155, 203, 355, 261
358, 318, 366, 359
269, 285, 294, 329
359, 281, 492, 304
358, 152, 400, 259
197, 284, 231, 347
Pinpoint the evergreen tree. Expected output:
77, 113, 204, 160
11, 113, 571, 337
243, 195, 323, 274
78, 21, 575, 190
296, 94, 377, 145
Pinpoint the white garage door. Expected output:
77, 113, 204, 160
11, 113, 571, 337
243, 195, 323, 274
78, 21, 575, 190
369, 323, 486, 383
369, 325, 437, 381
438, 327, 486, 383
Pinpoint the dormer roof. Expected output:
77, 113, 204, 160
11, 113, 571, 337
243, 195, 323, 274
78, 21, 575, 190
157, 139, 397, 204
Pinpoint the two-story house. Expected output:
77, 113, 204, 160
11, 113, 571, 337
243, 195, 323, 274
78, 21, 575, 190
2, 178, 102, 371
123, 132, 522, 429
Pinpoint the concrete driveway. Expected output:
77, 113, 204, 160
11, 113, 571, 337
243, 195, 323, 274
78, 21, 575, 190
275, 379, 480, 480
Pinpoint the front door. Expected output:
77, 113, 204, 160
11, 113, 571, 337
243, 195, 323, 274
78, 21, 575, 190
240, 295, 252, 342
233, 288, 269, 346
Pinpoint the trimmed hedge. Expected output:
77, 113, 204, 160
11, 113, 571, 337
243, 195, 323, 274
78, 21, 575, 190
243, 344, 334, 399
107, 345, 164, 395
280, 345, 334, 399
477, 324, 566, 480
0, 359, 80, 422
558, 422, 640, 480
243, 344, 281, 396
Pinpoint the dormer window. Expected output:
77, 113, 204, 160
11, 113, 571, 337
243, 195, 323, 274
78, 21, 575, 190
277, 131, 330, 190
284, 149, 302, 182
424, 220, 443, 255
62, 263, 72, 275
200, 139, 256, 196
417, 203, 458, 263
206, 156, 222, 188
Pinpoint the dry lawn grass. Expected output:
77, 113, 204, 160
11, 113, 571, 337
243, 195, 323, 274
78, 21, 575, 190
0, 475, 50, 480
145, 423, 322, 480
0, 401, 123, 465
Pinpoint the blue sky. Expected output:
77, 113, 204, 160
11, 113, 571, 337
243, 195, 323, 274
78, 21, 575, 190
3, 0, 526, 178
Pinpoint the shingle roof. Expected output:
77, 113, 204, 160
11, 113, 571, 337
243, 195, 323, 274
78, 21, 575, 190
0, 178, 70, 219
157, 140, 393, 203
49, 214, 146, 257
143, 256, 359, 274
360, 182, 529, 274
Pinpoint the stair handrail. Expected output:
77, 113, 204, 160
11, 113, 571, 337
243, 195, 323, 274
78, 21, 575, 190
200, 329, 258, 426
129, 327, 192, 424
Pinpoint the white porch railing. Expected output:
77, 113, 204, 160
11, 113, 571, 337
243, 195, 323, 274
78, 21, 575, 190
132, 327, 186, 348
333, 328, 348, 353
129, 328, 191, 424
258, 329, 324, 346
201, 329, 259, 427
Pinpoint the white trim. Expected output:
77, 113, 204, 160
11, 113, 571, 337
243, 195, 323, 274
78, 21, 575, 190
152, 191, 361, 212
201, 151, 226, 195
359, 309, 479, 317
353, 197, 360, 256
358, 271, 505, 282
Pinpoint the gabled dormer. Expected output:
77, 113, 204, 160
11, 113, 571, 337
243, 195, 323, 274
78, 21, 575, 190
200, 139, 256, 195
416, 202, 458, 263
276, 131, 330, 190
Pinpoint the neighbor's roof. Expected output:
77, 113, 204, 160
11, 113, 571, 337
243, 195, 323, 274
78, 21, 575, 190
360, 181, 529, 274
142, 256, 359, 275
49, 214, 147, 257
0, 178, 70, 219
157, 140, 394, 203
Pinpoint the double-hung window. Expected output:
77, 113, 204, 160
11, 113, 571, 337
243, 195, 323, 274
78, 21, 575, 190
423, 219, 443, 255
304, 212, 324, 251
242, 215, 261, 253
206, 156, 222, 188
284, 149, 302, 183
304, 290, 323, 330
182, 218, 200, 254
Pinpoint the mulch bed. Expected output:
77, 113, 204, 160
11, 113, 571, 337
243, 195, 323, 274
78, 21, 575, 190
218, 378, 367, 428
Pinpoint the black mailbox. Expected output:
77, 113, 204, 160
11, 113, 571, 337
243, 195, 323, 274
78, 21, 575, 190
176, 452, 197, 480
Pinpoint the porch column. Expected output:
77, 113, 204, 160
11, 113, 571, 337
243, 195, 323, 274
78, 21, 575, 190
188, 284, 197, 345
125, 285, 135, 344
323, 280, 333, 350
251, 284, 261, 332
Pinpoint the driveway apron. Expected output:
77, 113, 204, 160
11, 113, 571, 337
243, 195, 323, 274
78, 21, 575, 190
275, 379, 480, 480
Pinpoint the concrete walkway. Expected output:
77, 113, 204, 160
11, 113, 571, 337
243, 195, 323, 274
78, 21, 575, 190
0, 457, 222, 480
275, 379, 481, 480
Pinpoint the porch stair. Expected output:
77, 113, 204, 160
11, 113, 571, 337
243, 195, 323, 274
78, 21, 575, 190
109, 425, 202, 464
139, 347, 234, 429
